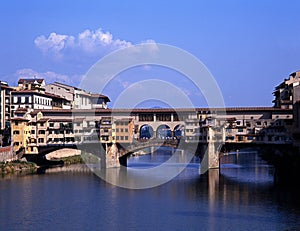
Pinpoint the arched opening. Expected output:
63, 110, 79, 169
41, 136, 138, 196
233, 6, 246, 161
156, 124, 172, 139
140, 124, 154, 139
174, 124, 184, 139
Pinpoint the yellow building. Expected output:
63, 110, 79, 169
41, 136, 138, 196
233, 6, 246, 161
11, 117, 30, 153
114, 118, 134, 143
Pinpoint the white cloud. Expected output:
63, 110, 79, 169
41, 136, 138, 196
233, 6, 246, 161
34, 33, 75, 59
15, 68, 81, 85
34, 28, 133, 60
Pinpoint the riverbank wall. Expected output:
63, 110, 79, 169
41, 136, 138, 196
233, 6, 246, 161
0, 146, 16, 162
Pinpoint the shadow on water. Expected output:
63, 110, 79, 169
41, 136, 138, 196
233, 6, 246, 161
35, 158, 64, 174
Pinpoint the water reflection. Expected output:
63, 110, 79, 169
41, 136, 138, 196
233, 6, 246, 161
1, 149, 300, 230
220, 152, 274, 184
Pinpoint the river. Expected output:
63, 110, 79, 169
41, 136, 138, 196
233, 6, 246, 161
1, 148, 300, 230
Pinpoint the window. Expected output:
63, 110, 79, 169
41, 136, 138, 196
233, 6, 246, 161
75, 137, 81, 142
156, 114, 171, 121
139, 114, 154, 121
101, 136, 109, 141
13, 130, 20, 135
173, 114, 179, 121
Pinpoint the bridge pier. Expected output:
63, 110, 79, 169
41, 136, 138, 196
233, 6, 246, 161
208, 142, 220, 169
198, 142, 221, 172
105, 143, 121, 168
76, 142, 122, 169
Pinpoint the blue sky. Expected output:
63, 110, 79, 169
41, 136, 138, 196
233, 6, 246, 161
1, 0, 300, 108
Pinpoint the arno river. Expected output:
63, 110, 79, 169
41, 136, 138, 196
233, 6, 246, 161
1, 148, 300, 230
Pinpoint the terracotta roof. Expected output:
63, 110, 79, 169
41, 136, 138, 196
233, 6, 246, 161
11, 117, 29, 121
53, 82, 81, 90
0, 146, 12, 152
48, 118, 73, 122
0, 84, 14, 90
91, 93, 111, 102
73, 117, 85, 122
34, 107, 293, 115
38, 118, 50, 122
18, 78, 44, 84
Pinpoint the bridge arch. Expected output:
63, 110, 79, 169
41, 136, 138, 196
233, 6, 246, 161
140, 124, 154, 139
45, 148, 81, 159
156, 124, 172, 139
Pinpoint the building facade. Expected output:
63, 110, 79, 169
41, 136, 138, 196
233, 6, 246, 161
273, 70, 300, 109
45, 82, 110, 109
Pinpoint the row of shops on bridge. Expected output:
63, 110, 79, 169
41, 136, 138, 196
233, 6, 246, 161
9, 106, 294, 155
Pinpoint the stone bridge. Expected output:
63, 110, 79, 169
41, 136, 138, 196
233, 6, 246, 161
22, 137, 294, 172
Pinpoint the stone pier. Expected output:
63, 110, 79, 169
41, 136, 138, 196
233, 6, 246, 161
197, 142, 222, 173
105, 143, 121, 168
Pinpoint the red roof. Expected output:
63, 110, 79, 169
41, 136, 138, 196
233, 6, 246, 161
15, 108, 28, 112
91, 93, 110, 102
11, 117, 29, 121
18, 78, 44, 84
32, 107, 293, 115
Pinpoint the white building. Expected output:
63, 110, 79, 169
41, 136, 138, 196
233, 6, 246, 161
46, 82, 110, 109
